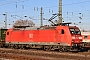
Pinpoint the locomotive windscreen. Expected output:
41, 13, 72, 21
69, 28, 81, 34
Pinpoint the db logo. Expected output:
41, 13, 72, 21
29, 33, 33, 38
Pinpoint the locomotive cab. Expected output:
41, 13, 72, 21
56, 25, 82, 50
69, 27, 82, 46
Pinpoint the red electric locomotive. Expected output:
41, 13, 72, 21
5, 14, 83, 51
5, 23, 82, 51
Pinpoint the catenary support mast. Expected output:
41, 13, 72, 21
58, 0, 62, 24
40, 7, 43, 26
3, 12, 7, 29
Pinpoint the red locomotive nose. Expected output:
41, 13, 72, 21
72, 35, 82, 44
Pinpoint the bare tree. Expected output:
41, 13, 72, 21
13, 19, 35, 27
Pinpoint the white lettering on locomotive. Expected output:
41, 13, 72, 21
29, 33, 33, 38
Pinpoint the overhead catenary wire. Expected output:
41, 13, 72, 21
76, 0, 90, 14
0, 0, 28, 6
0, 0, 90, 30
0, 0, 90, 15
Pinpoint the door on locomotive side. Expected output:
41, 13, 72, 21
56, 29, 61, 43
56, 26, 70, 46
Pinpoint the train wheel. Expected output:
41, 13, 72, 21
58, 48, 63, 52
0, 44, 4, 48
44, 46, 51, 51
20, 45, 25, 49
14, 45, 19, 49
59, 47, 69, 52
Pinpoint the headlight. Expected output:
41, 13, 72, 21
79, 37, 82, 39
72, 40, 74, 42
72, 36, 75, 39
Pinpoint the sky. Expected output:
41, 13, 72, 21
0, 0, 90, 31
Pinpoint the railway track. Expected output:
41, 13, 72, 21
0, 48, 90, 60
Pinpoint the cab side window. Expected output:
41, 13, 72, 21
7, 32, 9, 35
61, 29, 64, 34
